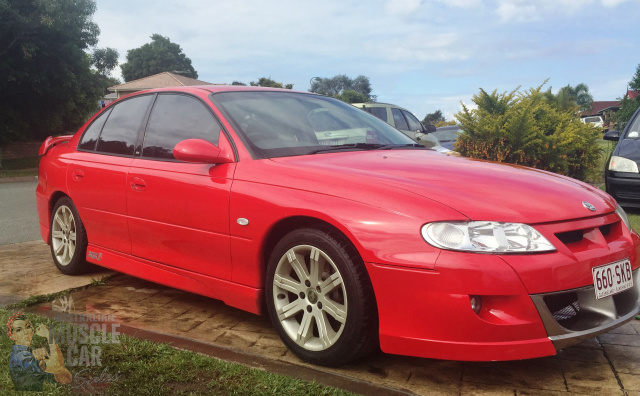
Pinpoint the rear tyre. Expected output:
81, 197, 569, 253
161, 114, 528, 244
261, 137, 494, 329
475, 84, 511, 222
265, 227, 378, 366
50, 197, 88, 275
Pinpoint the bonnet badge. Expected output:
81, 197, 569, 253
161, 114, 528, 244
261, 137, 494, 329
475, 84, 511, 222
582, 201, 596, 212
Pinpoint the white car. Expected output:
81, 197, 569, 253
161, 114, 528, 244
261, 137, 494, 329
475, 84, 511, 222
582, 115, 605, 129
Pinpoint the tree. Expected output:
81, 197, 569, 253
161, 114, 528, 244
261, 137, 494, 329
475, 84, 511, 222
120, 34, 197, 82
309, 75, 375, 101
249, 77, 293, 89
336, 90, 369, 103
544, 83, 593, 113
231, 81, 247, 86
423, 110, 445, 126
629, 63, 640, 91
0, 0, 117, 143
91, 47, 119, 76
455, 84, 601, 182
614, 64, 640, 130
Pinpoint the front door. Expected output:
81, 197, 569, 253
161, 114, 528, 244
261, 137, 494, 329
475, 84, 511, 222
126, 93, 234, 279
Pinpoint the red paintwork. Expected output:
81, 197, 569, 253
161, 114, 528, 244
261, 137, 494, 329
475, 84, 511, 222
35, 86, 640, 361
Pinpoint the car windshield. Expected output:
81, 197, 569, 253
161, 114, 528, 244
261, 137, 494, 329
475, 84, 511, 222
432, 127, 461, 142
210, 91, 416, 159
585, 117, 602, 123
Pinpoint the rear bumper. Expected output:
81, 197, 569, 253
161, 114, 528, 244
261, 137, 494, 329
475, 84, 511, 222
35, 188, 50, 244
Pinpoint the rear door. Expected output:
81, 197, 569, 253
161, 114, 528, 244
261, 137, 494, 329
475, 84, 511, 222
127, 93, 235, 279
67, 94, 154, 253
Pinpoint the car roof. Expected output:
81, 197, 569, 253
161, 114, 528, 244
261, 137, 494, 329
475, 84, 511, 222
124, 85, 314, 97
351, 102, 414, 113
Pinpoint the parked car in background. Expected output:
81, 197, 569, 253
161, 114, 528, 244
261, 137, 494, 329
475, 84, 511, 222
37, 86, 640, 367
352, 102, 450, 153
582, 115, 606, 130
605, 106, 640, 208
432, 125, 462, 150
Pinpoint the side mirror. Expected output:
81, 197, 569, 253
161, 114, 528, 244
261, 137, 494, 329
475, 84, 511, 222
424, 124, 437, 133
173, 139, 234, 164
603, 130, 620, 141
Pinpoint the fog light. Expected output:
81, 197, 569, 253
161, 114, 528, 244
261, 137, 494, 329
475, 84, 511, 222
470, 296, 482, 314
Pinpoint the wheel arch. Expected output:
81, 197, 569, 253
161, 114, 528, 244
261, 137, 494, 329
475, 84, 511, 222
260, 215, 379, 311
46, 191, 71, 243
262, 216, 358, 273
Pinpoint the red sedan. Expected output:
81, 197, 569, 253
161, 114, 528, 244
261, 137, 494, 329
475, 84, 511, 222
36, 86, 640, 366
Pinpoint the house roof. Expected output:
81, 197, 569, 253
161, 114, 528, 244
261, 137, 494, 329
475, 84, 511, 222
629, 90, 639, 100
580, 101, 621, 117
108, 72, 216, 92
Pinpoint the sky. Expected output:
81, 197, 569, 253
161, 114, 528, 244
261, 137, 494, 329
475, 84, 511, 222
93, 0, 640, 122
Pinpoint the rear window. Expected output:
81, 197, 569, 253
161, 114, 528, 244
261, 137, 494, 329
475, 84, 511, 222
96, 95, 154, 156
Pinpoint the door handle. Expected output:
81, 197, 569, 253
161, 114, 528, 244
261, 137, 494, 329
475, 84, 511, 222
130, 177, 146, 191
72, 169, 84, 181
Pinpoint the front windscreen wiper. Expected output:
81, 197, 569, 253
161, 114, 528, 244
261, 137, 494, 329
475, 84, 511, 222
308, 143, 426, 154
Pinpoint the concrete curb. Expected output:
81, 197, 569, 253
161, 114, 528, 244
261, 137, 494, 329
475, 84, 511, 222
0, 175, 38, 183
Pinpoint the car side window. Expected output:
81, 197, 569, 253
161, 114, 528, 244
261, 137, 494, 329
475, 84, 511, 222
96, 95, 154, 156
142, 94, 222, 160
78, 107, 113, 151
391, 108, 409, 131
366, 107, 387, 122
402, 110, 423, 132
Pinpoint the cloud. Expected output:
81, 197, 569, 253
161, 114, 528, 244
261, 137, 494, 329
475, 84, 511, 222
494, 0, 604, 22
385, 0, 422, 15
433, 0, 482, 8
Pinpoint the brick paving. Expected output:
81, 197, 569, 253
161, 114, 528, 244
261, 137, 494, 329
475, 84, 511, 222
2, 240, 640, 395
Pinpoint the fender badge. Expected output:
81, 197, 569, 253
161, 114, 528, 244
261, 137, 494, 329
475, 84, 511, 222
582, 201, 596, 212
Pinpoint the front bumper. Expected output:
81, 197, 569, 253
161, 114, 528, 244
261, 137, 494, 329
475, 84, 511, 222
365, 211, 640, 361
531, 269, 640, 350
607, 172, 640, 208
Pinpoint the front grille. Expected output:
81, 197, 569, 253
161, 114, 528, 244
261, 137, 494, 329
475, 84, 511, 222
544, 292, 579, 325
555, 230, 583, 245
551, 217, 622, 253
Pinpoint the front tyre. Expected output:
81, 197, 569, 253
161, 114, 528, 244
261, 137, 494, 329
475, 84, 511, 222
50, 197, 88, 275
265, 227, 378, 366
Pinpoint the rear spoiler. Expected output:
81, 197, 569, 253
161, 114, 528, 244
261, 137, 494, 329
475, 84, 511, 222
38, 135, 73, 156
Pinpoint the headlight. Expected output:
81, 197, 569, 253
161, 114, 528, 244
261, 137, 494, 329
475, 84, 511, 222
616, 205, 632, 232
421, 221, 556, 253
609, 156, 639, 173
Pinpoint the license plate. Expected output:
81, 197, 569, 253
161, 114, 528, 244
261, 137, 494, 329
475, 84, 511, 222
592, 259, 633, 299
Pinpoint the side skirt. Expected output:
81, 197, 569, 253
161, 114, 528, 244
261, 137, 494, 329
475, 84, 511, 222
85, 244, 263, 315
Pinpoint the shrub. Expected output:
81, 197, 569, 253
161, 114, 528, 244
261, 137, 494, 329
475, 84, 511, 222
454, 84, 601, 182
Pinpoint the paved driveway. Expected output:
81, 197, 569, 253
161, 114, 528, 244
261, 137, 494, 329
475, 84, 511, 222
3, 241, 640, 395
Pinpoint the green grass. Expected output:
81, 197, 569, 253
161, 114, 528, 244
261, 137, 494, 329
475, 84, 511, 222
0, 309, 355, 395
0, 156, 39, 178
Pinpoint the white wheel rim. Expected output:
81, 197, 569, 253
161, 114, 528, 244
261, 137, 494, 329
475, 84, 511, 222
272, 245, 347, 351
51, 205, 77, 266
